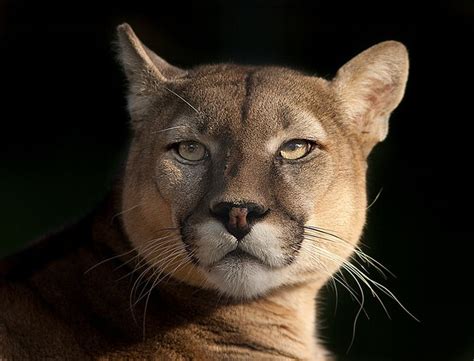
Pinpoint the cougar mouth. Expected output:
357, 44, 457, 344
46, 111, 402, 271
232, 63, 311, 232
222, 248, 263, 263
205, 247, 267, 269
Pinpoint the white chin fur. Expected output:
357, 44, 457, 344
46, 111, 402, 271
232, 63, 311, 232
206, 258, 286, 299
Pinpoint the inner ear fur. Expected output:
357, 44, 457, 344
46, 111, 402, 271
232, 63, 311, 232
332, 41, 409, 155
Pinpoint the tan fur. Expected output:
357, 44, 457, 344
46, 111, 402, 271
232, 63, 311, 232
0, 23, 408, 360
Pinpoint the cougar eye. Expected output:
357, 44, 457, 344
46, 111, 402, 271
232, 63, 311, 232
279, 139, 314, 160
176, 141, 207, 161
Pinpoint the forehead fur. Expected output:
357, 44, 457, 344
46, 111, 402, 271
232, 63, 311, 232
178, 64, 337, 127
139, 64, 344, 154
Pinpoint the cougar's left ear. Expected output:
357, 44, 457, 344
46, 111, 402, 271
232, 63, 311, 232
116, 23, 187, 128
332, 41, 409, 155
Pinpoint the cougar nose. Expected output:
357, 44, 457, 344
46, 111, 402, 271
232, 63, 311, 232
210, 202, 268, 240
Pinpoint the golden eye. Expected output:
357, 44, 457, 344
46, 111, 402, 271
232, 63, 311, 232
279, 140, 313, 160
177, 141, 207, 161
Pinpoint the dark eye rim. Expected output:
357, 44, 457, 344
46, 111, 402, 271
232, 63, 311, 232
168, 141, 209, 163
277, 139, 319, 161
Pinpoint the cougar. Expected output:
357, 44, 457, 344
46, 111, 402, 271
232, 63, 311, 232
0, 23, 409, 360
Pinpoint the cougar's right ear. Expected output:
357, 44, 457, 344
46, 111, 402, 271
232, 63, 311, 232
116, 23, 187, 128
117, 23, 187, 84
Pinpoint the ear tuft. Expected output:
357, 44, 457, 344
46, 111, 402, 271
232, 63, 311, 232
332, 41, 409, 154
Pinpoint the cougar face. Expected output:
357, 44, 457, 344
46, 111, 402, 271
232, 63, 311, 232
118, 24, 408, 299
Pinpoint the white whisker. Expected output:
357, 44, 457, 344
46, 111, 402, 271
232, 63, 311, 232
151, 125, 187, 134
119, 238, 182, 282
133, 245, 185, 303
366, 187, 383, 210
110, 203, 144, 223
141, 250, 195, 339
84, 248, 136, 274
163, 86, 201, 115
114, 234, 180, 274
301, 233, 419, 351
304, 227, 395, 278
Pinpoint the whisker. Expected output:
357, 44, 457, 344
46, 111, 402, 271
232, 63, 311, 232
163, 86, 201, 115
303, 232, 382, 278
301, 243, 361, 304
304, 240, 390, 316
122, 235, 183, 324
130, 240, 183, 309
361, 279, 420, 322
303, 232, 371, 274
130, 244, 182, 300
133, 244, 185, 303
367, 187, 383, 210
84, 248, 136, 274
301, 235, 420, 352
303, 225, 349, 244
110, 203, 144, 224
141, 250, 195, 339
302, 237, 419, 337
330, 275, 339, 316
85, 228, 181, 276
302, 242, 368, 351
151, 125, 187, 134
114, 234, 181, 273
129, 264, 154, 323
117, 238, 182, 281
304, 227, 395, 278
305, 234, 391, 285
342, 264, 366, 352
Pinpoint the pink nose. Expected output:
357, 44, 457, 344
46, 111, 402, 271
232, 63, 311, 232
210, 202, 268, 240
228, 207, 249, 229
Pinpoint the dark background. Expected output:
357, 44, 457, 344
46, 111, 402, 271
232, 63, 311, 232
1, 1, 473, 360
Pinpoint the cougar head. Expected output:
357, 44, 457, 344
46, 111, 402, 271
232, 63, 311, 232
116, 23, 408, 299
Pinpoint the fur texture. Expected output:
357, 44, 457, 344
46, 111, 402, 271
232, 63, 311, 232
0, 23, 408, 360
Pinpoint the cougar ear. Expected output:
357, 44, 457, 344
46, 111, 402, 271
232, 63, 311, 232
116, 23, 187, 129
332, 41, 409, 155
116, 23, 187, 84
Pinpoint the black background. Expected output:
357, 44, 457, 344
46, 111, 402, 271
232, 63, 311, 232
1, 1, 473, 360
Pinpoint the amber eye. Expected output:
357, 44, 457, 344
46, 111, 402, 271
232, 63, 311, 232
177, 141, 207, 161
279, 139, 313, 160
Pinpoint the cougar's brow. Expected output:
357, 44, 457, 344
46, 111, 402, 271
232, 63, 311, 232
240, 70, 257, 126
